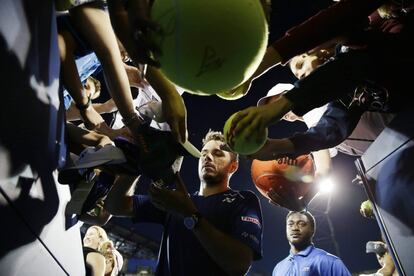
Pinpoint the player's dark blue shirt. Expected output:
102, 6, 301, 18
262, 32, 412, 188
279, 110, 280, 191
132, 189, 263, 276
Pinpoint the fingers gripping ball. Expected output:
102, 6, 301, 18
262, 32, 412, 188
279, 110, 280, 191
151, 0, 268, 95
223, 113, 268, 155
251, 155, 315, 201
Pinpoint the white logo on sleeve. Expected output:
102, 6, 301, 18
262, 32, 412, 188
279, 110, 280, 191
222, 197, 236, 203
222, 192, 239, 203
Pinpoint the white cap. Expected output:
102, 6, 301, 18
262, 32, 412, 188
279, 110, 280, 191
257, 83, 294, 106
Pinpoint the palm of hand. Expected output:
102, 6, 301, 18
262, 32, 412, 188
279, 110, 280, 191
126, 0, 161, 66
81, 107, 105, 130
149, 185, 194, 217
233, 105, 273, 139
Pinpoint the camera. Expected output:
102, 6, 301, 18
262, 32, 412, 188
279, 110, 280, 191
366, 241, 387, 256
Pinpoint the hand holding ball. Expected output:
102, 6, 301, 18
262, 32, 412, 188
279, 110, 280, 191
223, 112, 268, 155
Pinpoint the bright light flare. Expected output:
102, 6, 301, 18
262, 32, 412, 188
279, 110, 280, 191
318, 177, 335, 194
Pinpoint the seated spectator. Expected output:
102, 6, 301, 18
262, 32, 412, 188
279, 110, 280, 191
99, 240, 124, 276
83, 225, 108, 276
360, 241, 399, 276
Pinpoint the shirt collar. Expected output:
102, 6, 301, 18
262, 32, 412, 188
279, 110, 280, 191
289, 244, 314, 257
193, 188, 233, 197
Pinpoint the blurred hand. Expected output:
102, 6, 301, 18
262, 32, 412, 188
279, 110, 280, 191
108, 0, 160, 66
248, 138, 294, 160
267, 188, 305, 211
112, 127, 135, 142
377, 252, 396, 276
95, 122, 135, 142
230, 105, 275, 142
149, 173, 197, 217
125, 63, 146, 89
95, 135, 114, 149
162, 90, 187, 144
352, 174, 364, 186
80, 106, 105, 130
125, 0, 162, 67
143, 67, 187, 143
118, 40, 132, 62
231, 97, 293, 142
102, 99, 118, 113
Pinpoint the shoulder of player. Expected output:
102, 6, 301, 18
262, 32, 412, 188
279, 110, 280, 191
274, 255, 292, 269
312, 247, 341, 261
227, 189, 260, 202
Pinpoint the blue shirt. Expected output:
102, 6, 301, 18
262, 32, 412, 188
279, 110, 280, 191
132, 189, 263, 276
63, 53, 102, 110
272, 245, 351, 276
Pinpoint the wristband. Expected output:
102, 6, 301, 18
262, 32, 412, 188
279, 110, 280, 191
76, 94, 92, 110
122, 112, 142, 127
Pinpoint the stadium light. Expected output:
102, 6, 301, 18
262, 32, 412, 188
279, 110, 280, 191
318, 177, 334, 194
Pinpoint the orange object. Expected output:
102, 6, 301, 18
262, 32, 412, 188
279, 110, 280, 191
251, 155, 315, 200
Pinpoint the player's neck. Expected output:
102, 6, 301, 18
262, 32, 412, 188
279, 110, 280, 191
198, 181, 229, 197
290, 242, 311, 254
290, 245, 301, 254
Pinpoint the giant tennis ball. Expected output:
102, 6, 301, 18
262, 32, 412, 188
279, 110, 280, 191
223, 112, 268, 155
151, 0, 268, 95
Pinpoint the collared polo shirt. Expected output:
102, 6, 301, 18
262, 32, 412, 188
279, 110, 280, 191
272, 245, 351, 276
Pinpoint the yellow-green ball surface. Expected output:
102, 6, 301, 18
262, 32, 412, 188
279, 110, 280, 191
223, 112, 268, 155
55, 0, 74, 11
151, 0, 268, 95
360, 200, 374, 218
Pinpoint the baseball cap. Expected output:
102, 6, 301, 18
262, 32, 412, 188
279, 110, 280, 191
257, 83, 294, 106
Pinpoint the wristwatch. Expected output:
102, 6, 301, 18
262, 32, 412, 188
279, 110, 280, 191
183, 212, 202, 230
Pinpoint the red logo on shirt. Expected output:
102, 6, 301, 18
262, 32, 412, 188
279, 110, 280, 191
241, 216, 261, 228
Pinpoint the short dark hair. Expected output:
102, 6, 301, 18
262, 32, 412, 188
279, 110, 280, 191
202, 130, 238, 161
286, 210, 316, 230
